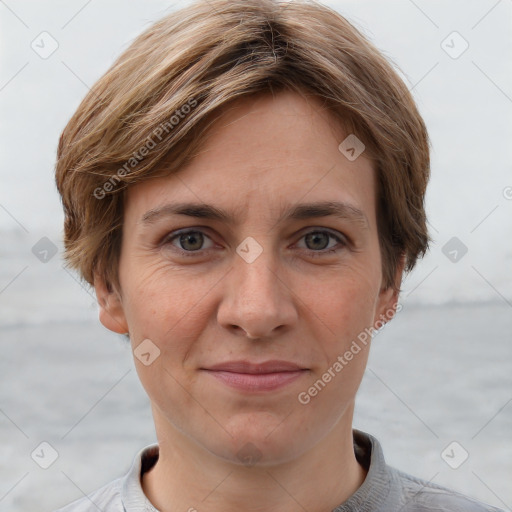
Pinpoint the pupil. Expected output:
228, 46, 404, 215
306, 232, 328, 250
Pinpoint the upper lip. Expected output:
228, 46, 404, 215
202, 360, 307, 374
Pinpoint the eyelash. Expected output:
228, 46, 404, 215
161, 228, 347, 258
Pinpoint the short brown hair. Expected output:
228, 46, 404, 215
55, 0, 430, 293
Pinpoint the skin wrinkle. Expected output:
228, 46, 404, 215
94, 90, 401, 512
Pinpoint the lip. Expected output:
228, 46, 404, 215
204, 360, 307, 373
201, 360, 309, 392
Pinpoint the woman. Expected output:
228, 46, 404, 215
54, 0, 502, 510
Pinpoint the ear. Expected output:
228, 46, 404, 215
93, 273, 129, 335
373, 253, 406, 327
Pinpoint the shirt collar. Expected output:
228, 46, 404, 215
333, 429, 392, 511
121, 443, 159, 511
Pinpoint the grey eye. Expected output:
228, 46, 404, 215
304, 232, 331, 250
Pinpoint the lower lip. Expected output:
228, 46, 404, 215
203, 370, 307, 392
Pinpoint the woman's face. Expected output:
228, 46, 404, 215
96, 90, 399, 465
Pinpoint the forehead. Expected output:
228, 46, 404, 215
124, 90, 377, 227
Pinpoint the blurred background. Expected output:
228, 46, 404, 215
0, 0, 511, 510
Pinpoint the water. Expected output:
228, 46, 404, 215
1, 302, 510, 511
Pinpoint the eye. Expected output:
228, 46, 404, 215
163, 229, 215, 256
296, 229, 347, 256
161, 228, 347, 258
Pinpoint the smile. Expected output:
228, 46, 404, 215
202, 369, 308, 392
201, 360, 309, 392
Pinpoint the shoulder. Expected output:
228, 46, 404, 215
391, 467, 504, 512
53, 477, 123, 511
350, 430, 504, 512
52, 443, 159, 512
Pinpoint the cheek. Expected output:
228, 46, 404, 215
301, 263, 381, 339
295, 270, 378, 419
120, 263, 216, 417
120, 259, 213, 352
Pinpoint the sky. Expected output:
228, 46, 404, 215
0, 0, 511, 305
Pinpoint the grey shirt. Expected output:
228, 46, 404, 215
55, 430, 503, 511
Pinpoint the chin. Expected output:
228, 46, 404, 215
203, 414, 311, 467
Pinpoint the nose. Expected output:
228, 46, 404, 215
216, 247, 298, 340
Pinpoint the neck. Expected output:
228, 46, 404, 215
142, 406, 367, 512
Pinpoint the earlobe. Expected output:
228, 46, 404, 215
374, 286, 399, 330
93, 273, 129, 335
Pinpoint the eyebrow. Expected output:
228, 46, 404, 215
140, 200, 369, 229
